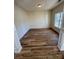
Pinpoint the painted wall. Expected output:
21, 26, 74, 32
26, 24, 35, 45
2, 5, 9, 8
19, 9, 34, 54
14, 5, 51, 39
14, 5, 30, 39
60, 32, 64, 51
50, 2, 64, 33
14, 4, 51, 53
50, 2, 64, 51
14, 26, 22, 53
14, 5, 30, 53
58, 30, 64, 51
27, 11, 51, 28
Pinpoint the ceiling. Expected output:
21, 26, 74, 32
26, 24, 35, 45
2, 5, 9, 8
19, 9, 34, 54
15, 0, 63, 11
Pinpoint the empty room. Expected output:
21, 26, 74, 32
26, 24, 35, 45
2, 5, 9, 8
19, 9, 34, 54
14, 0, 64, 59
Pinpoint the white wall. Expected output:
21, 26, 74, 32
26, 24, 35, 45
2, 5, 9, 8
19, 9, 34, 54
14, 5, 30, 53
14, 4, 51, 53
27, 11, 51, 28
14, 5, 50, 39
60, 33, 64, 51
14, 26, 22, 53
58, 31, 64, 51
14, 5, 30, 39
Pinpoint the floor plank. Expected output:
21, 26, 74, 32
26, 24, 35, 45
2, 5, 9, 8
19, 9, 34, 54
15, 28, 64, 59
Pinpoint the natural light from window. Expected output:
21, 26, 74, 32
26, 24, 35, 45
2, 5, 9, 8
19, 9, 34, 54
54, 12, 63, 29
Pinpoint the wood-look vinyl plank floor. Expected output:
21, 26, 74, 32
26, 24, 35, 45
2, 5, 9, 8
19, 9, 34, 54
15, 28, 64, 59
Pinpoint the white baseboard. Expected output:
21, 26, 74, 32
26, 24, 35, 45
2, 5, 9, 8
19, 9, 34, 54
57, 45, 64, 51
57, 45, 61, 51
19, 28, 30, 40
14, 46, 22, 53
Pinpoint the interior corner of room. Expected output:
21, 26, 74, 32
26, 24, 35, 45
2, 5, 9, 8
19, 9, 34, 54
14, 0, 64, 56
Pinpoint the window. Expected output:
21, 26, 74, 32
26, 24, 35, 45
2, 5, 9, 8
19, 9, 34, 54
54, 12, 63, 29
